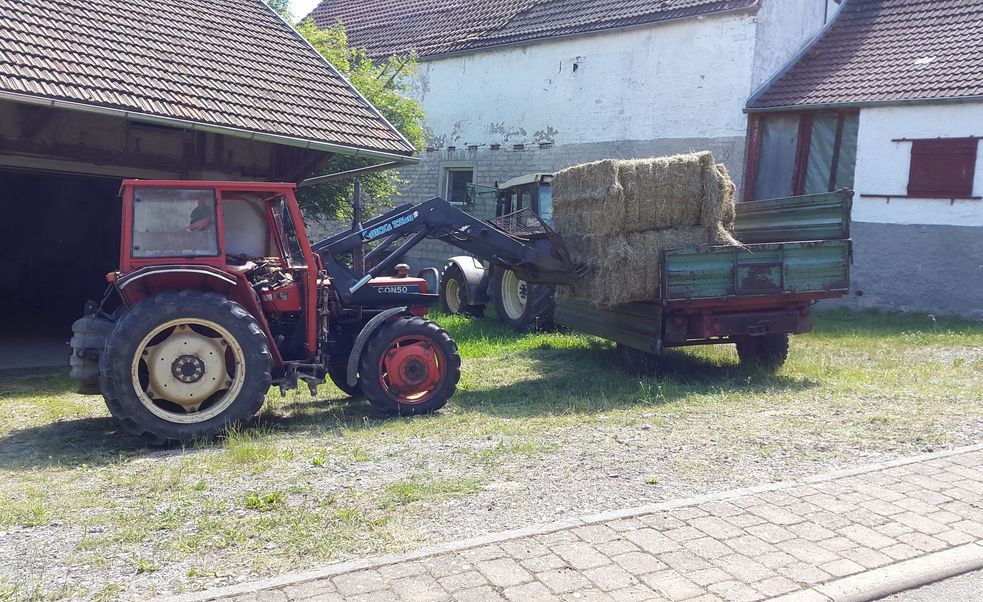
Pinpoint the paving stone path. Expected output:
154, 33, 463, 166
170, 446, 983, 602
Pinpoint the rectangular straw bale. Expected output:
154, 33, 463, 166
553, 152, 736, 237
552, 159, 625, 236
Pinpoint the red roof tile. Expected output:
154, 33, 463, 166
748, 0, 983, 110
0, 0, 416, 157
309, 0, 758, 59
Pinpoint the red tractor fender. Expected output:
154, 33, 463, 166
345, 306, 411, 388
115, 265, 237, 304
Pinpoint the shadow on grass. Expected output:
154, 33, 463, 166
0, 319, 816, 470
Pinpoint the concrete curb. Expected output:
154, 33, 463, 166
770, 542, 983, 602
158, 443, 983, 602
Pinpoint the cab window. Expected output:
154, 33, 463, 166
132, 188, 219, 258
270, 196, 307, 268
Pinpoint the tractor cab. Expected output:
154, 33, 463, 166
494, 173, 554, 227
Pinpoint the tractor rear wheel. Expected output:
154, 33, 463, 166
439, 263, 484, 317
359, 316, 461, 416
735, 333, 789, 372
99, 290, 272, 445
492, 268, 555, 331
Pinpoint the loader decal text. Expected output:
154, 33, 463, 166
363, 211, 419, 241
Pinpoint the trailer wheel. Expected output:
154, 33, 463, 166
99, 290, 272, 445
616, 344, 659, 376
735, 334, 789, 372
439, 263, 484, 317
327, 363, 362, 397
492, 268, 555, 331
359, 316, 461, 416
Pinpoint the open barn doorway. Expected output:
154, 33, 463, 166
0, 169, 121, 369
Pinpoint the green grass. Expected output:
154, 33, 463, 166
0, 308, 981, 599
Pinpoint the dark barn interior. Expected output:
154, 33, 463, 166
0, 169, 121, 367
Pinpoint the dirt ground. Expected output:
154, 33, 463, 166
1, 309, 981, 600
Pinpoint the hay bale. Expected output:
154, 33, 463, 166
552, 159, 625, 235
553, 151, 741, 307
553, 151, 736, 237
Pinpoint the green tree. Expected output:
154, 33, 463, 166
266, 0, 292, 20
293, 19, 426, 223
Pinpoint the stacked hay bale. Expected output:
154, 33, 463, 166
554, 152, 738, 307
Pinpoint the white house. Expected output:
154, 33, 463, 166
746, 0, 983, 318
311, 0, 843, 270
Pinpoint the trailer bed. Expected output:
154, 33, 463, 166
555, 190, 852, 354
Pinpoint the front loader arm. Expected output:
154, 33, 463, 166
313, 197, 577, 302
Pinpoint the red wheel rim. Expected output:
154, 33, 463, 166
378, 335, 446, 404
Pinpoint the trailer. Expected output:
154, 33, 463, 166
558, 190, 851, 371
444, 188, 853, 373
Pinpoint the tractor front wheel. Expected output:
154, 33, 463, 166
359, 316, 461, 416
99, 290, 272, 445
439, 263, 484, 317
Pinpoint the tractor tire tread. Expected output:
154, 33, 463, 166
359, 316, 461, 416
99, 289, 272, 445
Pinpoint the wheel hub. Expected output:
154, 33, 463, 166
142, 324, 232, 412
383, 342, 441, 397
172, 354, 206, 383
501, 270, 528, 320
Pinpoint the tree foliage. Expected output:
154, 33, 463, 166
293, 19, 426, 222
265, 0, 292, 20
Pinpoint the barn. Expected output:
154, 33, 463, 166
307, 0, 844, 273
0, 0, 416, 367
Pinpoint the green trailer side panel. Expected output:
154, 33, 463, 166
663, 240, 851, 301
554, 300, 663, 354
734, 190, 852, 244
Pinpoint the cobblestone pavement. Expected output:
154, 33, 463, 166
168, 446, 983, 602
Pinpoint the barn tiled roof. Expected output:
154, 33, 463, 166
0, 0, 416, 158
748, 0, 983, 110
308, 0, 759, 59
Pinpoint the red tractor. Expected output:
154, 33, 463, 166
70, 180, 574, 444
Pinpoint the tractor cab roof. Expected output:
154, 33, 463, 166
121, 180, 297, 194
499, 173, 553, 190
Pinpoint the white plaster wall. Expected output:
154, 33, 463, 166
853, 103, 983, 227
412, 13, 759, 148
751, 0, 838, 90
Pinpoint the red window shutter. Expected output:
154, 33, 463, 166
907, 138, 978, 198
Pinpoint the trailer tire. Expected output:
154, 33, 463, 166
99, 290, 272, 445
492, 268, 555, 331
439, 263, 484, 317
616, 344, 659, 376
736, 334, 789, 372
360, 316, 460, 416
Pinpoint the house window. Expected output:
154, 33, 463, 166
445, 168, 473, 203
907, 138, 978, 199
749, 111, 859, 200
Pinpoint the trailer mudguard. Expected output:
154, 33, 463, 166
446, 256, 491, 305
346, 306, 411, 387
